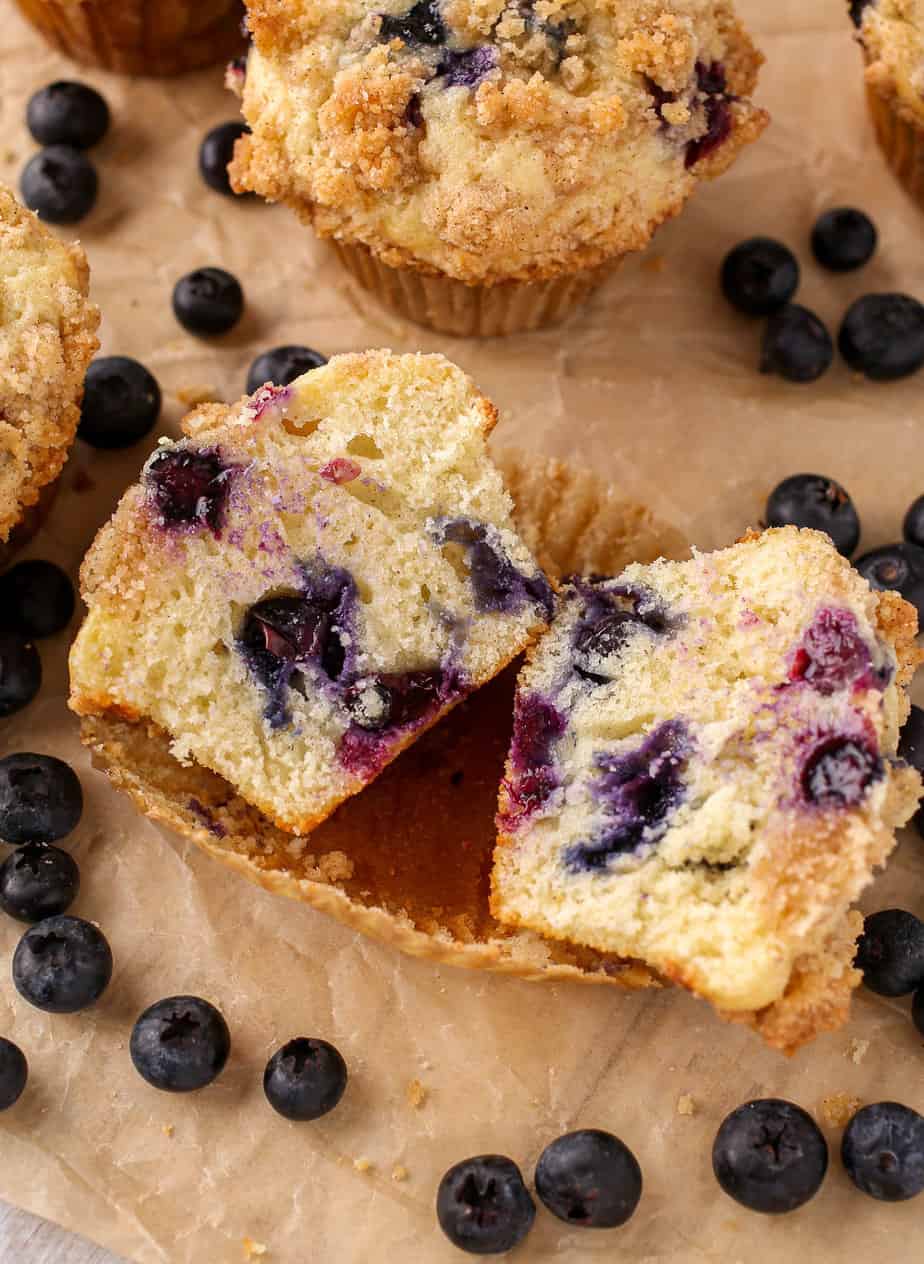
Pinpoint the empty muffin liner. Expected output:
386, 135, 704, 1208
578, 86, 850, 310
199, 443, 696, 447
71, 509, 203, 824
866, 82, 924, 210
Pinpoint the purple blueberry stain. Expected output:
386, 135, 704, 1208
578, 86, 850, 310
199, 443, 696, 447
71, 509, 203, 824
187, 798, 227, 839
801, 735, 883, 808
570, 581, 674, 685
378, 0, 447, 47
246, 382, 291, 421
498, 692, 568, 831
437, 45, 497, 88
429, 517, 554, 619
338, 665, 463, 778
789, 607, 884, 695
145, 447, 237, 536
685, 62, 733, 169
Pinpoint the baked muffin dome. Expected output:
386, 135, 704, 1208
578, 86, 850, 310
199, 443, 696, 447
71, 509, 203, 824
231, 0, 768, 284
0, 185, 99, 544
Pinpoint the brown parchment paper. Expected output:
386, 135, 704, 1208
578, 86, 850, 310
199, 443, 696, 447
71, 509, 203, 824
1, 2, 924, 1261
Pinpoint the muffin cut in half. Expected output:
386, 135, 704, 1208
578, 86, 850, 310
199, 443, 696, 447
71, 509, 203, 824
69, 351, 553, 835
492, 527, 923, 1023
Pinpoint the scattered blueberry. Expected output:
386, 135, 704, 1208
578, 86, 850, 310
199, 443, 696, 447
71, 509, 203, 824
199, 121, 249, 196
79, 356, 162, 450
801, 736, 882, 808
245, 345, 327, 395
839, 293, 924, 381
0, 561, 74, 639
0, 753, 83, 845
811, 208, 877, 272
0, 634, 41, 719
765, 474, 860, 557
0, 844, 79, 923
842, 1103, 924, 1201
902, 495, 924, 550
854, 909, 924, 997
761, 305, 834, 383
535, 1129, 642, 1228
913, 985, 924, 1037
263, 1037, 347, 1121
130, 996, 230, 1092
712, 1099, 828, 1214
12, 915, 112, 1013
855, 543, 924, 623
721, 238, 799, 317
436, 1155, 536, 1255
0, 1038, 27, 1111
379, 0, 446, 47
172, 267, 244, 336
20, 146, 98, 223
26, 81, 109, 149
145, 447, 234, 534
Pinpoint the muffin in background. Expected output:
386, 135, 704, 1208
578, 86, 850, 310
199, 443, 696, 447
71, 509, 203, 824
13, 0, 245, 77
230, 0, 768, 337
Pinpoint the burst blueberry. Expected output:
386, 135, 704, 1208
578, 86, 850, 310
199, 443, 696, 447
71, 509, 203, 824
721, 238, 799, 317
535, 1129, 642, 1228
145, 448, 234, 534
811, 208, 877, 272
761, 305, 834, 384
854, 909, 924, 997
199, 121, 250, 196
0, 560, 74, 639
0, 634, 41, 719
765, 474, 860, 557
263, 1037, 347, 1120
0, 753, 82, 845
436, 1155, 536, 1255
245, 345, 327, 394
790, 607, 874, 694
842, 1103, 924, 1201
20, 146, 97, 223
839, 293, 924, 381
855, 543, 924, 623
379, 0, 446, 46
0, 843, 79, 923
26, 82, 109, 149
685, 62, 732, 167
712, 1099, 828, 1214
130, 996, 230, 1092
0, 1038, 27, 1111
438, 46, 497, 89
801, 736, 882, 808
172, 267, 244, 336
12, 915, 112, 1013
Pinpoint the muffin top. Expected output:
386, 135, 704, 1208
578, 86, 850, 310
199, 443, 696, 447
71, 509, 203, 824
231, 0, 768, 284
854, 1, 924, 120
0, 185, 99, 543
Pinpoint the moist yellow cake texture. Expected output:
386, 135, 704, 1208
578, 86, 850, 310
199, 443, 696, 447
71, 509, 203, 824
492, 527, 923, 1018
0, 184, 99, 544
230, 0, 768, 285
854, 0, 924, 122
69, 351, 554, 835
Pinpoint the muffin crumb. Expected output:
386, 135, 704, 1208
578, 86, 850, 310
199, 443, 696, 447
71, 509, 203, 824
406, 1078, 428, 1108
391, 1164, 409, 1182
353, 1157, 374, 1173
820, 1093, 863, 1128
847, 1038, 869, 1065
677, 1093, 697, 1117
242, 1239, 267, 1259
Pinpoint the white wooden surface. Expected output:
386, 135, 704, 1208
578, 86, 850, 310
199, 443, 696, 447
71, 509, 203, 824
0, 1202, 122, 1263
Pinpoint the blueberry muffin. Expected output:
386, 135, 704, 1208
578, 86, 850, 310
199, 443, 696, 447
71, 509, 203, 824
0, 185, 99, 558
230, 0, 768, 336
14, 0, 245, 76
492, 527, 922, 1034
850, 1, 924, 207
69, 351, 553, 835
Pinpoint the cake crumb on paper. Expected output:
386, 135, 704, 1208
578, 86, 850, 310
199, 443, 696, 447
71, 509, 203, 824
847, 1038, 869, 1065
176, 384, 220, 407
242, 1239, 267, 1259
676, 1094, 696, 1117
353, 1157, 374, 1174
406, 1079, 427, 1109
820, 1093, 862, 1128
391, 1164, 409, 1183
162, 1124, 174, 1138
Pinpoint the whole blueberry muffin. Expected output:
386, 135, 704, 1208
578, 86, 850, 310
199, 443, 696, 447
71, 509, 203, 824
850, 1, 924, 207
0, 185, 99, 559
69, 351, 553, 835
230, 0, 768, 336
492, 527, 923, 1042
14, 0, 245, 76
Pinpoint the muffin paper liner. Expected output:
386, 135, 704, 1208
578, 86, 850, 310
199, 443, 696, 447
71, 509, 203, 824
0, 478, 59, 570
866, 83, 924, 209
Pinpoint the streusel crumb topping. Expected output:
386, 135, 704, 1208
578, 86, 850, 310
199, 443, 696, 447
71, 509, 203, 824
856, 1, 924, 120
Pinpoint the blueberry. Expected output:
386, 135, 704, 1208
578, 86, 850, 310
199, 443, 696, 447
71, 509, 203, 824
0, 633, 41, 718
721, 238, 800, 317
79, 356, 162, 450
712, 1099, 828, 1214
913, 985, 924, 1037
199, 121, 250, 196
535, 1129, 642, 1228
0, 560, 74, 639
791, 607, 874, 694
839, 293, 924, 381
685, 63, 732, 168
379, 0, 447, 47
0, 1038, 27, 1111
20, 146, 98, 223
811, 208, 877, 272
26, 81, 110, 149
761, 305, 834, 384
263, 1037, 347, 1120
12, 915, 112, 1013
902, 495, 924, 550
436, 1155, 536, 1255
438, 46, 497, 89
245, 345, 327, 394
345, 670, 444, 731
842, 1103, 924, 1201
0, 753, 83, 845
0, 843, 79, 923
172, 267, 243, 337
145, 448, 234, 534
849, 0, 873, 26
765, 474, 860, 557
801, 736, 882, 808
854, 909, 924, 997
855, 543, 924, 622
130, 996, 230, 1092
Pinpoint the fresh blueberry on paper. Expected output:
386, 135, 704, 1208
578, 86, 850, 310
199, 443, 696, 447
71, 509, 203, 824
854, 909, 924, 997
0, 560, 74, 639
761, 305, 834, 383
712, 1099, 828, 1214
263, 1037, 347, 1120
245, 345, 327, 394
199, 121, 250, 196
902, 495, 924, 550
436, 1155, 535, 1255
13, 915, 112, 1013
79, 356, 162, 449
172, 267, 244, 336
855, 543, 924, 622
721, 238, 799, 317
535, 1129, 642, 1228
0, 753, 82, 845
130, 996, 231, 1092
811, 208, 877, 272
26, 82, 110, 149
839, 294, 924, 381
0, 634, 41, 719
842, 1103, 924, 1201
0, 1038, 27, 1111
21, 146, 98, 223
0, 844, 79, 923
764, 474, 860, 557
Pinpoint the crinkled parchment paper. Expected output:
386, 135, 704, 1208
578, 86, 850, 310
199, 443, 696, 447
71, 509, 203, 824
1, 2, 923, 1260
